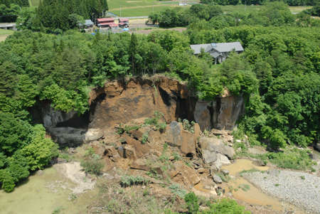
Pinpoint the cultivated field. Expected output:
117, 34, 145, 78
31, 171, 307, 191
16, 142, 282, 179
26, 0, 312, 17
109, 0, 197, 16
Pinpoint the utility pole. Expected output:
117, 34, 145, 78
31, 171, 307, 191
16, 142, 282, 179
245, 0, 247, 13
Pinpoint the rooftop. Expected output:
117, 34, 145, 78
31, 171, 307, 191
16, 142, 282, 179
190, 42, 244, 54
97, 18, 114, 23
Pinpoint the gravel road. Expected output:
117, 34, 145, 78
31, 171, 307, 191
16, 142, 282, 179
243, 169, 320, 214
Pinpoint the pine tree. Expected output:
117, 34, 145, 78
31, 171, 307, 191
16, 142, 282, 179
129, 33, 138, 75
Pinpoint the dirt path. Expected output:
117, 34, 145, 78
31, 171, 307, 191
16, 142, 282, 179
0, 35, 9, 42
111, 4, 179, 10
54, 162, 96, 194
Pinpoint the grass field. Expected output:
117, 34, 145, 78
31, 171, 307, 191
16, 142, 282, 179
26, 0, 312, 17
29, 0, 40, 7
289, 6, 312, 13
0, 29, 14, 42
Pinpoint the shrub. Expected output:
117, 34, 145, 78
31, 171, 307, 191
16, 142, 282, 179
141, 132, 149, 144
169, 184, 187, 198
184, 192, 199, 214
81, 155, 104, 175
208, 199, 250, 214
120, 175, 149, 187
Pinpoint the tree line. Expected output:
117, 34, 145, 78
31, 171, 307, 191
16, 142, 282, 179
201, 0, 319, 6
149, 2, 320, 28
0, 0, 28, 7
0, 3, 20, 22
1, 0, 109, 32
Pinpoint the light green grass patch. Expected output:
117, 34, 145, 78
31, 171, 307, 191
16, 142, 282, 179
29, 0, 40, 7
0, 29, 14, 35
110, 5, 180, 17
289, 6, 312, 13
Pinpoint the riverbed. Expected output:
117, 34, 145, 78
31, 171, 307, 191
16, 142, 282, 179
222, 159, 306, 214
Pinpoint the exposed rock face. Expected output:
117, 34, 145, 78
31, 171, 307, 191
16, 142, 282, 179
32, 77, 245, 146
89, 77, 196, 129
194, 95, 245, 131
194, 101, 211, 131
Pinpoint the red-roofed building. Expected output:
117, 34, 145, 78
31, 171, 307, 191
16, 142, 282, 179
97, 18, 118, 28
97, 18, 114, 23
119, 18, 129, 28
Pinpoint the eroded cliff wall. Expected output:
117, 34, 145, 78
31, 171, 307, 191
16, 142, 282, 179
88, 77, 196, 129
32, 77, 245, 146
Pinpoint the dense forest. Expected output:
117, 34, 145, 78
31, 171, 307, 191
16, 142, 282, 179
1, 2, 320, 192
0, 0, 108, 32
0, 3, 20, 22
149, 2, 320, 27
0, 0, 28, 7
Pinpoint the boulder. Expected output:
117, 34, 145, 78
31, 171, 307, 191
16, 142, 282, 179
131, 129, 143, 141
118, 145, 137, 159
123, 145, 137, 159
221, 169, 229, 176
200, 137, 235, 159
130, 159, 150, 171
85, 128, 104, 142
180, 130, 196, 155
194, 123, 201, 140
202, 150, 217, 164
166, 121, 182, 146
213, 154, 231, 169
92, 143, 107, 157
125, 135, 151, 158
213, 175, 223, 184
253, 159, 266, 166
166, 121, 197, 156
170, 161, 200, 187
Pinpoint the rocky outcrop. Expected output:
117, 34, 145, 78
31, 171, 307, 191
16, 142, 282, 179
200, 136, 235, 170
194, 95, 245, 131
165, 121, 201, 156
169, 161, 201, 187
32, 77, 245, 146
89, 77, 196, 129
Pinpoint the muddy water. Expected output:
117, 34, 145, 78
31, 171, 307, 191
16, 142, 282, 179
0, 166, 98, 214
222, 159, 304, 213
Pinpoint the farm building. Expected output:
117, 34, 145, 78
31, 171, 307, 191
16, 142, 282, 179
190, 42, 244, 64
119, 18, 129, 28
97, 18, 118, 28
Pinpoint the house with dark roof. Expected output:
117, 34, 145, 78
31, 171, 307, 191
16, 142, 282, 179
79, 19, 94, 29
190, 42, 244, 64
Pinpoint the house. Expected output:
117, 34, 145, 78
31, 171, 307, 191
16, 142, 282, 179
79, 19, 94, 29
118, 18, 129, 28
190, 42, 244, 64
97, 18, 118, 29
